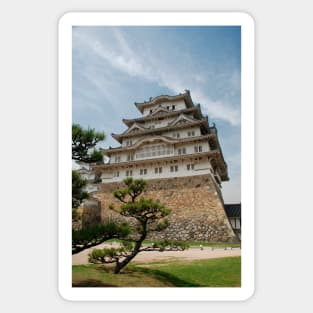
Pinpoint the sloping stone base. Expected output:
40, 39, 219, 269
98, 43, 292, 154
95, 174, 238, 243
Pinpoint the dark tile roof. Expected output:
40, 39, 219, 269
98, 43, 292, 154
224, 203, 241, 217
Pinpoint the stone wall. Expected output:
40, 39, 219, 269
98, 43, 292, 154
72, 198, 102, 231
95, 174, 238, 243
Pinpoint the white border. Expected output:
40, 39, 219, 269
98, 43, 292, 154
58, 12, 254, 301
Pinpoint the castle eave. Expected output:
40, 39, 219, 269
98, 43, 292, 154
93, 150, 228, 181
135, 90, 193, 113
122, 106, 204, 127
112, 119, 209, 143
101, 134, 215, 155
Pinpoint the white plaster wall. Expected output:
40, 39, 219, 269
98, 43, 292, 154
109, 138, 210, 164
111, 151, 136, 163
143, 116, 176, 129
175, 141, 210, 155
142, 99, 187, 116
163, 125, 201, 138
142, 112, 197, 130
121, 136, 143, 147
101, 157, 214, 183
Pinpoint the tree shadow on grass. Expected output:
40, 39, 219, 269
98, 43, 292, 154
136, 268, 200, 287
72, 279, 117, 287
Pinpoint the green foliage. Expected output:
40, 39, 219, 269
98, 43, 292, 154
88, 241, 134, 264
72, 124, 105, 163
151, 240, 190, 251
121, 240, 134, 251
72, 220, 131, 254
88, 247, 126, 263
113, 177, 147, 203
113, 189, 128, 203
72, 170, 89, 208
120, 198, 170, 221
155, 219, 170, 231
73, 221, 130, 243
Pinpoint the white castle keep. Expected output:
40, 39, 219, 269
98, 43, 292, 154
96, 90, 228, 189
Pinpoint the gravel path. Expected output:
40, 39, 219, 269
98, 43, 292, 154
72, 243, 241, 265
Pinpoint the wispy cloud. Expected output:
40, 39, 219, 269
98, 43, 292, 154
73, 28, 240, 126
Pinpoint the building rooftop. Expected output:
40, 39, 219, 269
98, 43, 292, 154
122, 105, 204, 127
134, 90, 193, 113
224, 203, 241, 218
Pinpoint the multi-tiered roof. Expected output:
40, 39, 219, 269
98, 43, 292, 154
95, 90, 229, 183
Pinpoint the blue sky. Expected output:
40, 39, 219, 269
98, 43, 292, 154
72, 26, 241, 203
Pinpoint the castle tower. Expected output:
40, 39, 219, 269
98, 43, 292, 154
93, 90, 238, 242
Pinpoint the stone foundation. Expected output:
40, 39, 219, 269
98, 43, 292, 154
95, 174, 238, 243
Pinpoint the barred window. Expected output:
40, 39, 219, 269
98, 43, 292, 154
126, 170, 133, 177
140, 168, 147, 175
127, 154, 134, 161
170, 165, 178, 172
178, 147, 186, 155
136, 144, 174, 160
187, 164, 194, 171
155, 167, 162, 174
194, 145, 202, 153
113, 171, 119, 177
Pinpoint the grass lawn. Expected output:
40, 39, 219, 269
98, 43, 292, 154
72, 256, 241, 287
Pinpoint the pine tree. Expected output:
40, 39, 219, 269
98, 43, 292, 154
89, 178, 188, 273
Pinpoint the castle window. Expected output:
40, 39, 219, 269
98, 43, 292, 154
155, 167, 162, 174
126, 170, 133, 177
140, 168, 147, 175
127, 154, 134, 161
194, 145, 203, 153
114, 156, 121, 162
126, 140, 132, 146
150, 109, 153, 114
113, 171, 119, 177
173, 132, 180, 138
178, 147, 186, 155
136, 144, 174, 160
187, 164, 194, 171
172, 105, 176, 110
188, 130, 195, 137
167, 106, 170, 110
170, 165, 178, 172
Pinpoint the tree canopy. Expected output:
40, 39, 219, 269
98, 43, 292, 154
71, 123, 106, 210
72, 220, 130, 254
72, 170, 89, 209
89, 178, 188, 274
72, 123, 105, 163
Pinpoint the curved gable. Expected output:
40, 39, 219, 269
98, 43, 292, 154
168, 114, 197, 126
150, 107, 171, 116
132, 135, 177, 150
124, 122, 145, 134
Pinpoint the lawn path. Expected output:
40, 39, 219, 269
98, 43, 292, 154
72, 243, 241, 265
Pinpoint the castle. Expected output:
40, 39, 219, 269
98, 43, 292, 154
92, 90, 238, 242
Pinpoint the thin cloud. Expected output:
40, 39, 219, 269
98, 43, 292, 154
73, 27, 240, 126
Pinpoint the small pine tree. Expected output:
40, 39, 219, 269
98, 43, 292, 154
89, 178, 188, 274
